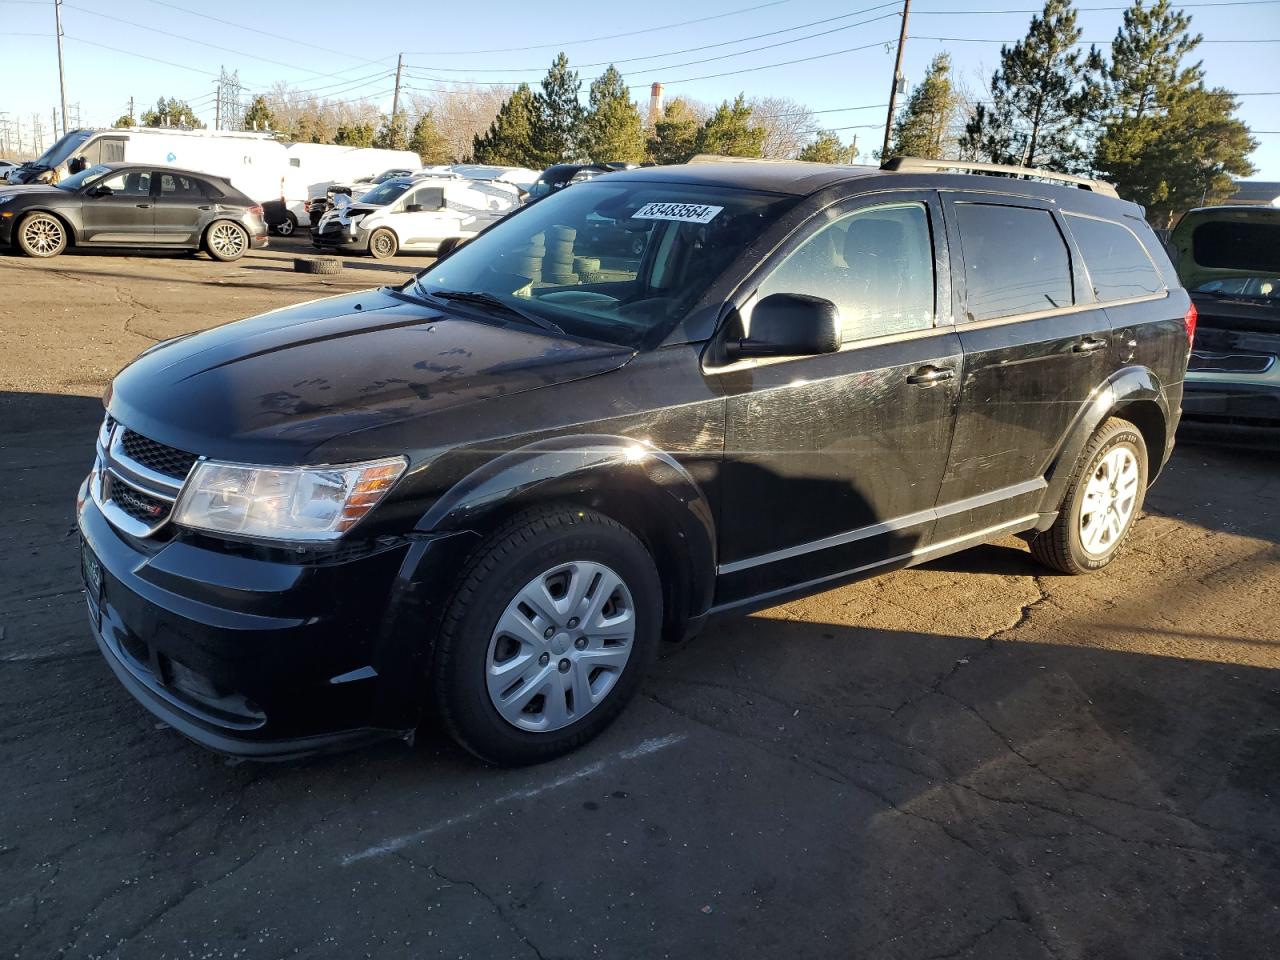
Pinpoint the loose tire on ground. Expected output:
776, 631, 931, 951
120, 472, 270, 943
292, 256, 343, 275
368, 228, 398, 260
431, 506, 662, 766
16, 213, 68, 258
1031, 416, 1149, 575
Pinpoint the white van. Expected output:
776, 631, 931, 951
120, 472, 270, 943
6, 128, 288, 203
279, 144, 420, 235
311, 175, 522, 258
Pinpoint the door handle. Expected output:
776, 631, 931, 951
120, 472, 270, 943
135, 203, 152, 209
906, 365, 956, 386
1073, 336, 1109, 354
197, 204, 213, 210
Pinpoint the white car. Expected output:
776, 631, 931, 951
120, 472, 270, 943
311, 175, 522, 258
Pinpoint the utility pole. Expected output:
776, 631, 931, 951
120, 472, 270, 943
214, 72, 222, 131
51, 108, 58, 142
392, 53, 404, 118
881, 0, 911, 162
54, 0, 68, 135
32, 113, 44, 152
129, 96, 135, 124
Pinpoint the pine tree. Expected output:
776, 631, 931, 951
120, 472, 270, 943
579, 66, 645, 165
797, 131, 857, 164
140, 97, 203, 129
471, 84, 540, 167
374, 111, 410, 150
889, 53, 958, 159
244, 95, 274, 132
647, 98, 701, 165
410, 111, 451, 165
334, 122, 374, 147
960, 0, 1103, 172
531, 53, 585, 165
1094, 0, 1256, 226
693, 95, 765, 158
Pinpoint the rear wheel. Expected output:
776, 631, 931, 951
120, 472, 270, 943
368, 228, 398, 260
274, 213, 297, 236
16, 213, 67, 258
432, 507, 661, 765
205, 221, 249, 261
1031, 417, 1148, 574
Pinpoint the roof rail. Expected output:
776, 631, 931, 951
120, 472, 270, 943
687, 153, 793, 164
881, 156, 1119, 198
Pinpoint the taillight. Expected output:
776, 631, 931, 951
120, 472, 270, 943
247, 204, 263, 218
1184, 301, 1197, 347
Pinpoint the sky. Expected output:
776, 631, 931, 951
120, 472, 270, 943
1, 0, 1278, 177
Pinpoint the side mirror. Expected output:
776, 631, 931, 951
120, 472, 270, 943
727, 293, 841, 360
405, 203, 424, 213
89, 185, 114, 197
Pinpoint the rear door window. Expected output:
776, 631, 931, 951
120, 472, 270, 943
954, 203, 1073, 321
1066, 214, 1165, 301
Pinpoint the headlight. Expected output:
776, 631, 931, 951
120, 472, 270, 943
173, 456, 407, 541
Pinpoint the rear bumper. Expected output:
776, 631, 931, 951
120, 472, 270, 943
1180, 379, 1280, 444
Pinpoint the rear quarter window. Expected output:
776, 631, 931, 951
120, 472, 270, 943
954, 203, 1073, 321
1066, 214, 1165, 301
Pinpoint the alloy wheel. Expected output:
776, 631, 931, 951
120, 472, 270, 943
209, 222, 247, 259
22, 216, 64, 255
485, 561, 636, 733
1078, 445, 1140, 557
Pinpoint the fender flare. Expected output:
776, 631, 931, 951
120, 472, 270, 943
1038, 365, 1170, 521
418, 434, 718, 630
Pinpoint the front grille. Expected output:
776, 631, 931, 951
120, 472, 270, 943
108, 477, 172, 525
1188, 351, 1275, 374
120, 430, 199, 480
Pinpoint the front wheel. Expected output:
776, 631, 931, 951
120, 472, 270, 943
1031, 417, 1148, 574
432, 507, 661, 765
17, 213, 68, 258
368, 228, 398, 260
205, 221, 249, 261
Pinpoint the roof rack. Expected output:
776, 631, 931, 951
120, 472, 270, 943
881, 156, 1119, 198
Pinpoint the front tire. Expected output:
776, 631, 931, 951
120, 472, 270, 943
432, 507, 661, 766
368, 228, 398, 260
1031, 417, 1148, 575
16, 213, 68, 258
205, 220, 249, 261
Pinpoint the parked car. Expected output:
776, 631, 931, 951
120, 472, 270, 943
310, 175, 522, 258
78, 157, 1190, 764
1170, 204, 1280, 443
526, 163, 617, 202
0, 162, 267, 260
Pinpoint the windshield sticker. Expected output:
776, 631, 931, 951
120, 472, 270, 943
632, 202, 723, 224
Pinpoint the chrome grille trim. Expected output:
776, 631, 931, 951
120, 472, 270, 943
93, 415, 199, 537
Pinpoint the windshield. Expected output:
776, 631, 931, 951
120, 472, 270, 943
31, 130, 93, 170
57, 164, 111, 191
410, 179, 797, 347
358, 180, 411, 205
1193, 277, 1280, 301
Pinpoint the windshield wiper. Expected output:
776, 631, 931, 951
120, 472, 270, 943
426, 289, 565, 334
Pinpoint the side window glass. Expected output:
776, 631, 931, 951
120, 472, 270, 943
757, 202, 935, 342
98, 171, 150, 196
1066, 214, 1165, 301
954, 203, 1073, 321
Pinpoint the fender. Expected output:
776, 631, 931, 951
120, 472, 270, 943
1036, 365, 1170, 525
417, 434, 718, 632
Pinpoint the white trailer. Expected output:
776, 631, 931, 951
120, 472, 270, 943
7, 128, 287, 202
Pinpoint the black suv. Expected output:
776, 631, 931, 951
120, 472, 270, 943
77, 158, 1192, 764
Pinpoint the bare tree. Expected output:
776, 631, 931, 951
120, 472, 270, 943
749, 96, 817, 159
408, 84, 514, 162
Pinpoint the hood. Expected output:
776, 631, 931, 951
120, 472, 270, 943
107, 288, 635, 463
0, 183, 63, 199
1171, 205, 1280, 291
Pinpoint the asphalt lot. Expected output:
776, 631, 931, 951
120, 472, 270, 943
2, 237, 1278, 959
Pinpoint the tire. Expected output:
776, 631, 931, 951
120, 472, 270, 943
368, 228, 398, 260
274, 213, 297, 237
293, 256, 342, 275
204, 220, 249, 262
16, 212, 68, 258
432, 506, 661, 766
1030, 417, 1148, 575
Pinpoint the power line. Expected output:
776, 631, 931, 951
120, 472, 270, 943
912, 0, 1280, 11
913, 35, 1279, 44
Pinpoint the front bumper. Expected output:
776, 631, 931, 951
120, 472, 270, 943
311, 222, 366, 253
77, 482, 470, 758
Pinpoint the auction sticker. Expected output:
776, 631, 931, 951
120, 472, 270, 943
632, 202, 723, 224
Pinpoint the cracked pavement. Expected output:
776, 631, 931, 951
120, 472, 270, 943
2, 241, 1279, 958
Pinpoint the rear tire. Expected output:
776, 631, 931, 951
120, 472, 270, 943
432, 506, 661, 766
16, 213, 68, 258
1031, 417, 1148, 575
274, 213, 297, 236
204, 220, 249, 262
368, 228, 398, 260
